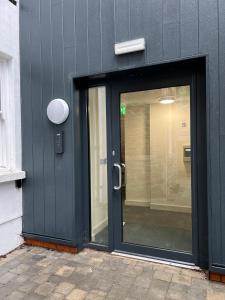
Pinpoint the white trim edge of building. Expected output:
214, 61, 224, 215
0, 0, 25, 256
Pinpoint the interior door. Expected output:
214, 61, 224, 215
111, 71, 196, 263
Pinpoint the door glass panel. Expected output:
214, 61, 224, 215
88, 86, 108, 244
121, 86, 192, 252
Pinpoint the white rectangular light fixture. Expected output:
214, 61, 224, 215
114, 38, 145, 55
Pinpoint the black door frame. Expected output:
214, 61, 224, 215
111, 72, 197, 264
76, 58, 208, 268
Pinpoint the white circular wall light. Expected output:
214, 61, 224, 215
47, 99, 69, 124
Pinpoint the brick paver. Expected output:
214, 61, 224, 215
0, 246, 224, 299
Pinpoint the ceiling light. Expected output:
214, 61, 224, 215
159, 96, 175, 104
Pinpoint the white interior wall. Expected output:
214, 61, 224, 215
149, 91, 191, 212
125, 104, 150, 206
124, 86, 191, 213
89, 87, 108, 239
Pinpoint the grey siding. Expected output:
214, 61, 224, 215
20, 0, 225, 271
219, 0, 225, 266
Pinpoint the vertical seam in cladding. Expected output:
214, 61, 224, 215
30, 2, 35, 232
217, 0, 221, 137
100, 0, 103, 72
39, 0, 45, 233
217, 0, 222, 262
128, 0, 131, 39
50, 0, 54, 99
179, 0, 181, 57
72, 0, 76, 243
87, 0, 90, 74
74, 0, 77, 75
113, 0, 116, 42
206, 58, 212, 265
197, 0, 199, 53
128, 0, 131, 66
62, 0, 65, 98
50, 0, 56, 235
28, 9, 34, 231
162, 0, 164, 58
74, 0, 78, 75
144, 1, 147, 64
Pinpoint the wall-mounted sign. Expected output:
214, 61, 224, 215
47, 99, 69, 125
114, 38, 145, 55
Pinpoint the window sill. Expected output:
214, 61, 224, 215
0, 169, 26, 183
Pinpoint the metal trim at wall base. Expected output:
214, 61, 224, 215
209, 265, 225, 276
23, 233, 77, 248
112, 251, 202, 271
24, 237, 78, 254
209, 272, 225, 283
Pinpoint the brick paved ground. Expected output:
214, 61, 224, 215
0, 246, 225, 299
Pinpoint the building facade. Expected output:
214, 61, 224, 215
0, 0, 25, 255
20, 0, 225, 276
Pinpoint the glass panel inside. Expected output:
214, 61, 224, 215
121, 86, 192, 252
88, 86, 108, 244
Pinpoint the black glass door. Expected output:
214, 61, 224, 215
81, 60, 207, 267
111, 72, 196, 263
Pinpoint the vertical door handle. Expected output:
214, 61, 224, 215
121, 163, 127, 186
113, 163, 122, 190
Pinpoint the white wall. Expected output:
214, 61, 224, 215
0, 182, 23, 255
0, 0, 24, 255
149, 93, 191, 213
125, 104, 150, 207
124, 86, 191, 213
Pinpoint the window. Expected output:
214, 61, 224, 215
88, 86, 109, 245
120, 86, 192, 252
0, 57, 13, 171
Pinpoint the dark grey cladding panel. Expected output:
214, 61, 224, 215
180, 0, 198, 57
40, 0, 56, 236
21, 0, 34, 234
218, 0, 225, 266
128, 0, 146, 66
75, 0, 88, 76
144, 0, 163, 64
198, 0, 220, 267
20, 0, 225, 270
162, 0, 181, 60
101, 0, 117, 71
30, 0, 45, 235
114, 0, 130, 68
87, 0, 102, 74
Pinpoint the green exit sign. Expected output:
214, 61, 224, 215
120, 103, 126, 116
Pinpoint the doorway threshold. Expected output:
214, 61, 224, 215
111, 250, 201, 271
